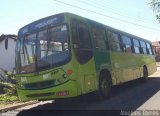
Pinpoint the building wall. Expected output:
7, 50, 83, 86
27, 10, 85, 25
152, 41, 160, 47
152, 41, 160, 62
0, 39, 16, 71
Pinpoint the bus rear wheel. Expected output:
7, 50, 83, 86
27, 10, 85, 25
97, 72, 112, 100
142, 66, 148, 81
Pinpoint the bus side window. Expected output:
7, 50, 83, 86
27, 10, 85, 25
121, 35, 133, 53
133, 38, 140, 54
71, 19, 93, 64
106, 30, 121, 52
91, 27, 108, 51
140, 41, 147, 54
150, 43, 154, 55
146, 42, 153, 55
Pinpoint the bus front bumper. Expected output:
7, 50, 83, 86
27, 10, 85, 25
17, 80, 77, 101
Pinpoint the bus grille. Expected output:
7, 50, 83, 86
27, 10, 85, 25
26, 92, 55, 98
23, 80, 55, 90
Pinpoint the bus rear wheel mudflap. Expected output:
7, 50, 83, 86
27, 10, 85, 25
97, 71, 112, 100
142, 66, 148, 81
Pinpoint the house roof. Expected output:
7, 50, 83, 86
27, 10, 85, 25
0, 34, 17, 42
152, 41, 160, 47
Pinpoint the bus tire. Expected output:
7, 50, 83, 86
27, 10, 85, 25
97, 71, 112, 100
142, 66, 148, 81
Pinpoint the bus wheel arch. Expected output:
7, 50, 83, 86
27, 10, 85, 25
97, 69, 112, 99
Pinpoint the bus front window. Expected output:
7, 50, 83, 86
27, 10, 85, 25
37, 25, 69, 70
17, 24, 69, 73
20, 34, 36, 73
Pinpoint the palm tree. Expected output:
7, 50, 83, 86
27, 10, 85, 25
150, 0, 160, 22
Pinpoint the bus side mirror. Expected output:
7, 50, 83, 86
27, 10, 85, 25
5, 38, 8, 50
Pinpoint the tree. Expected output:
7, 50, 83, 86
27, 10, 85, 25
150, 0, 160, 22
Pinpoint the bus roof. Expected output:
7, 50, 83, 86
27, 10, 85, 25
67, 12, 151, 43
18, 12, 151, 43
18, 13, 65, 37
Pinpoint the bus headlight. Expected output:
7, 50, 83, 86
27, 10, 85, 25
62, 74, 67, 79
17, 83, 25, 89
54, 74, 68, 85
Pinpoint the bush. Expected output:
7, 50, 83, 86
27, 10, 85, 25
0, 94, 18, 104
0, 82, 19, 104
0, 81, 17, 95
0, 69, 19, 104
3, 86, 17, 96
0, 82, 11, 94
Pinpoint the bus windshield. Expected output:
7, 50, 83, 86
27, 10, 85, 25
17, 24, 69, 74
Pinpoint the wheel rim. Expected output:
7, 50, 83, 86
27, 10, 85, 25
100, 78, 109, 96
143, 67, 148, 81
143, 68, 148, 78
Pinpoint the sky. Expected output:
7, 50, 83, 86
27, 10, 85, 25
0, 0, 160, 42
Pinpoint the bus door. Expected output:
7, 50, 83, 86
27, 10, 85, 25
90, 26, 111, 74
71, 19, 97, 94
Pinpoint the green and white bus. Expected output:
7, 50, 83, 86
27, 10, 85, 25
15, 13, 156, 101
